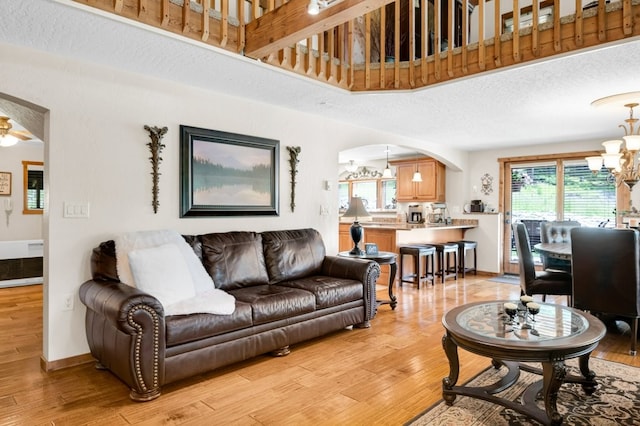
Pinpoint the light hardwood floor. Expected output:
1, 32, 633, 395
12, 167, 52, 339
2, 277, 639, 425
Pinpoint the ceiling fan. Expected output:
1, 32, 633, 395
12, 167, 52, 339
0, 116, 33, 147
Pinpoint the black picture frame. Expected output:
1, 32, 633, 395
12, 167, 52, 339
180, 125, 279, 217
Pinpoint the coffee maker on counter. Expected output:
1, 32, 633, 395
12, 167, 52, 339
408, 205, 423, 223
428, 203, 448, 223
470, 199, 484, 212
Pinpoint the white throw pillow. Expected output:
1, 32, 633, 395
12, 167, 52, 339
128, 243, 196, 307
115, 229, 215, 293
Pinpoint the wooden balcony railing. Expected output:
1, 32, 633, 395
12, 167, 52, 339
72, 0, 639, 92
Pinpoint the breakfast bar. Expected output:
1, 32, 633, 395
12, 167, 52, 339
339, 220, 478, 286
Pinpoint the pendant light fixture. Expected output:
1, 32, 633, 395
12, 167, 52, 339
382, 146, 393, 178
412, 153, 422, 182
307, 0, 320, 15
588, 92, 640, 189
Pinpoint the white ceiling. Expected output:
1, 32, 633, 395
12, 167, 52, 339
1, 0, 640, 161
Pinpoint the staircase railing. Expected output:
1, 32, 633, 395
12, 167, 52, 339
72, 0, 640, 91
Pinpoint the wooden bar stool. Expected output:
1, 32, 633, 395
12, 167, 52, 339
432, 243, 458, 283
399, 245, 436, 288
450, 240, 478, 277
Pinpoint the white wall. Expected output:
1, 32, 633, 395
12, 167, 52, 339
0, 41, 472, 362
2, 37, 615, 363
0, 142, 43, 240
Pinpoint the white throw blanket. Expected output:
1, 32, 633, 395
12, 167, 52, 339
114, 229, 235, 315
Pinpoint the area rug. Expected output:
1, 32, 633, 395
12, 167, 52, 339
406, 357, 640, 425
488, 274, 520, 285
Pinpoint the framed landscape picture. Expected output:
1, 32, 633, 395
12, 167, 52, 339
180, 126, 279, 217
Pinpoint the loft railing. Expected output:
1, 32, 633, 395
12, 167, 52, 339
72, 0, 639, 91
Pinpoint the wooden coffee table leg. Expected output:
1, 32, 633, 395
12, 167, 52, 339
541, 361, 567, 426
441, 332, 460, 405
578, 354, 598, 395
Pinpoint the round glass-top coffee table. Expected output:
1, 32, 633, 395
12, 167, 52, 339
441, 301, 606, 425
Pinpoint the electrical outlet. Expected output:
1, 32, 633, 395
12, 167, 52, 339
63, 293, 74, 311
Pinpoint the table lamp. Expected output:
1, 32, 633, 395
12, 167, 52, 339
342, 197, 370, 255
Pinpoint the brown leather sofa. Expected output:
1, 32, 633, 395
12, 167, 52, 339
79, 228, 380, 401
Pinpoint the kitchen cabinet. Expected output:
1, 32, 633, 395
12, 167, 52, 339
339, 223, 354, 252
391, 158, 445, 202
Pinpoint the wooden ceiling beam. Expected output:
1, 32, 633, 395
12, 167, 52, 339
244, 0, 395, 59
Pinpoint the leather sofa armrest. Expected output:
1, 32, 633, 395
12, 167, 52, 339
321, 256, 381, 323
79, 279, 165, 330
79, 279, 166, 401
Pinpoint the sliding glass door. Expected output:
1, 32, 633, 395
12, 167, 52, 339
503, 158, 616, 274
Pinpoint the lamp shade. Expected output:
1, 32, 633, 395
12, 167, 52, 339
586, 156, 604, 172
382, 167, 393, 178
602, 139, 623, 154
412, 171, 423, 182
624, 135, 640, 151
602, 153, 622, 170
343, 197, 370, 220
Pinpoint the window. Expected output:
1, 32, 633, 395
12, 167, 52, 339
352, 180, 378, 210
381, 180, 397, 209
22, 161, 44, 214
339, 178, 397, 211
507, 157, 616, 264
563, 160, 615, 228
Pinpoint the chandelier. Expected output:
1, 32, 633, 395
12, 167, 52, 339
587, 93, 640, 189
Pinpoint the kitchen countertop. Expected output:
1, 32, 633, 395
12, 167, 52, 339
354, 222, 478, 231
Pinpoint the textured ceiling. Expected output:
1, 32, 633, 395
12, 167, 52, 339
1, 0, 640, 160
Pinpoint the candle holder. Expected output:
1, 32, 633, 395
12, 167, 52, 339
527, 302, 541, 322
503, 302, 518, 326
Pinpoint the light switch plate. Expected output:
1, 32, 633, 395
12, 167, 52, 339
64, 202, 90, 218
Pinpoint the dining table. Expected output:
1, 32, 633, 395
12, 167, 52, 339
533, 242, 571, 261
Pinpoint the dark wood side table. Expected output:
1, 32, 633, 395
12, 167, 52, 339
338, 251, 397, 310
441, 301, 606, 425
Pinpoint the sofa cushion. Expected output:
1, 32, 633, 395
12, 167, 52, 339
261, 229, 325, 284
277, 276, 363, 309
201, 232, 269, 290
229, 285, 316, 325
165, 301, 253, 347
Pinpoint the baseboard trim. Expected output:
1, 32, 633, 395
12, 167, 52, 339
40, 353, 94, 372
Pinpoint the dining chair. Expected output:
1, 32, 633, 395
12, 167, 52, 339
539, 220, 581, 273
512, 222, 573, 303
571, 227, 640, 355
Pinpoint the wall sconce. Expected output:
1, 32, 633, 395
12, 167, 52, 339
144, 125, 168, 214
286, 146, 301, 212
